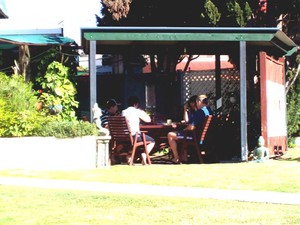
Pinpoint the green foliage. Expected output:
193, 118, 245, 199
286, 55, 300, 139
202, 0, 221, 26
288, 137, 296, 148
33, 120, 99, 138
0, 72, 47, 137
98, 0, 255, 27
287, 86, 300, 137
226, 1, 245, 27
35, 47, 77, 80
244, 2, 252, 21
0, 72, 98, 138
287, 89, 300, 137
0, 72, 37, 112
36, 61, 79, 121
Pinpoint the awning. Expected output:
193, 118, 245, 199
0, 28, 75, 49
0, 34, 74, 45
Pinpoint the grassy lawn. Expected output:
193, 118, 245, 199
0, 148, 299, 224
0, 148, 299, 193
1, 186, 300, 225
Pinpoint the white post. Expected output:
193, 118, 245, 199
240, 41, 248, 161
89, 40, 97, 122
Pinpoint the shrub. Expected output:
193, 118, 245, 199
0, 73, 46, 137
33, 120, 99, 138
0, 72, 99, 138
36, 61, 79, 121
0, 73, 37, 112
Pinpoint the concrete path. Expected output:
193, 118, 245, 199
1, 176, 300, 205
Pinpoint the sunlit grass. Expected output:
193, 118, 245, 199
0, 185, 300, 225
0, 148, 299, 224
0, 148, 299, 193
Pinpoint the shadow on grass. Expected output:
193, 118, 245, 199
275, 147, 300, 162
275, 157, 300, 162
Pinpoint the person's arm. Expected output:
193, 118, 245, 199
183, 103, 189, 122
100, 111, 107, 128
138, 109, 151, 123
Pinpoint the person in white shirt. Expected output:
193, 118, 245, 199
122, 96, 155, 165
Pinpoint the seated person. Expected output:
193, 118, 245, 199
199, 94, 214, 116
98, 99, 121, 164
91, 103, 110, 136
168, 95, 206, 164
122, 96, 155, 165
100, 99, 121, 128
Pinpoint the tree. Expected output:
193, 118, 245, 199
97, 1, 256, 73
98, 0, 254, 27
286, 55, 300, 139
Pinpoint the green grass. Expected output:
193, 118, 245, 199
0, 148, 299, 193
0, 186, 300, 225
0, 148, 299, 224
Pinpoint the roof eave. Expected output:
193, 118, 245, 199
80, 27, 298, 56
271, 30, 298, 56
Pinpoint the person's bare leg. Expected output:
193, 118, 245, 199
146, 142, 155, 154
168, 132, 179, 161
141, 142, 155, 165
141, 153, 147, 165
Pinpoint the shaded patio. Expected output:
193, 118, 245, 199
81, 26, 298, 161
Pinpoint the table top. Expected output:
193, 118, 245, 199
140, 122, 187, 129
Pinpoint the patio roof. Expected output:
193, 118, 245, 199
81, 26, 298, 56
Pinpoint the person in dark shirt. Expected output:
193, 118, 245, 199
167, 95, 205, 164
100, 99, 120, 128
168, 94, 214, 164
198, 94, 214, 116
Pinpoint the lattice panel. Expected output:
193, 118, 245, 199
183, 68, 240, 113
183, 70, 215, 103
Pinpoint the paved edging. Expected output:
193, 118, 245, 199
1, 177, 299, 205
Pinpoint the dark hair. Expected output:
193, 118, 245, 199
188, 95, 198, 105
106, 99, 119, 108
201, 98, 208, 105
128, 96, 139, 106
187, 95, 199, 112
